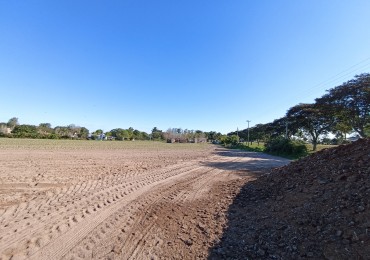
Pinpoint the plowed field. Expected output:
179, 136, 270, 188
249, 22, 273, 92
0, 139, 289, 259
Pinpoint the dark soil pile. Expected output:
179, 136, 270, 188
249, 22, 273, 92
210, 138, 370, 259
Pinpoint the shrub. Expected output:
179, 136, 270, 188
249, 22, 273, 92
221, 135, 240, 146
0, 132, 12, 138
11, 124, 39, 138
48, 134, 60, 139
265, 137, 307, 158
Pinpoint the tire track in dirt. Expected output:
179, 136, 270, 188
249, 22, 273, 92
114, 154, 287, 259
0, 144, 288, 260
124, 169, 220, 259
0, 162, 195, 241
27, 165, 211, 260
62, 156, 241, 259
0, 158, 217, 260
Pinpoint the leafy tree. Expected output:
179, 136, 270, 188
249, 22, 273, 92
12, 124, 38, 138
257, 117, 298, 140
39, 123, 51, 129
140, 131, 149, 140
127, 127, 134, 140
151, 127, 163, 140
38, 123, 53, 135
204, 131, 222, 142
365, 123, 370, 136
110, 128, 124, 140
316, 73, 370, 137
194, 130, 205, 138
7, 117, 19, 129
94, 129, 103, 135
79, 127, 89, 139
121, 129, 130, 140
132, 129, 141, 140
39, 123, 51, 128
250, 124, 272, 145
221, 135, 239, 145
54, 126, 70, 138
333, 120, 353, 142
67, 124, 80, 138
287, 103, 335, 151
265, 137, 307, 157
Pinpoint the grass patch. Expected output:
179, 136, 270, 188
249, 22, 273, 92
233, 142, 265, 152
306, 144, 337, 153
225, 141, 338, 160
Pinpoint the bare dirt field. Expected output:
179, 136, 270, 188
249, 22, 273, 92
0, 139, 289, 260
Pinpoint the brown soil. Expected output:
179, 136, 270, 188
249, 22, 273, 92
0, 140, 288, 259
210, 138, 370, 259
2, 139, 367, 260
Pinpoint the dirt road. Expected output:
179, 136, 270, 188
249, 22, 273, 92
0, 140, 289, 259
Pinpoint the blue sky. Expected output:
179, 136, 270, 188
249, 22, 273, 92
1, 1, 370, 134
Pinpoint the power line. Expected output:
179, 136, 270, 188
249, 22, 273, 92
289, 61, 370, 100
251, 57, 370, 123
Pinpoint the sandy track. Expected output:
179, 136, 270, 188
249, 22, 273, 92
0, 140, 289, 259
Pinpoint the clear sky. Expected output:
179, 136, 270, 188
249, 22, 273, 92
1, 1, 370, 134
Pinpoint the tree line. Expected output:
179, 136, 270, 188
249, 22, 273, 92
0, 118, 154, 140
160, 128, 222, 143
228, 73, 370, 151
0, 119, 91, 139
0, 118, 222, 142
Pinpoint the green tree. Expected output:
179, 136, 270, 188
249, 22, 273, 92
12, 124, 38, 138
39, 123, 51, 128
7, 117, 19, 129
38, 123, 53, 136
140, 131, 149, 140
316, 73, 370, 137
127, 127, 134, 140
287, 103, 335, 151
54, 126, 70, 138
110, 128, 124, 140
333, 120, 353, 142
95, 129, 103, 135
250, 124, 271, 145
265, 137, 307, 157
204, 131, 222, 142
79, 127, 90, 139
121, 129, 130, 140
221, 135, 239, 146
151, 127, 164, 140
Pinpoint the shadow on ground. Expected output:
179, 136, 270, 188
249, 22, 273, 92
207, 140, 370, 259
206, 148, 291, 259
205, 147, 289, 173
213, 147, 288, 162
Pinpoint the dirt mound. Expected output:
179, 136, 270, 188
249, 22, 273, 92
210, 138, 370, 259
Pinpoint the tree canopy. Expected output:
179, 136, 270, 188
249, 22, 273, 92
229, 73, 370, 151
316, 73, 370, 137
286, 103, 335, 151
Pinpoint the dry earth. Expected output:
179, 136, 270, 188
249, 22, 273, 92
0, 139, 289, 260
210, 138, 370, 260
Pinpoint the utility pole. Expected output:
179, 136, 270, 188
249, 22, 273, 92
246, 120, 251, 146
